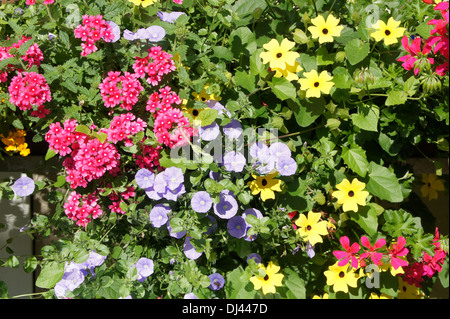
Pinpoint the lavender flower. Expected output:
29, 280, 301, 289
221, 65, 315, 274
167, 223, 186, 239
206, 100, 231, 117
208, 273, 225, 291
157, 11, 186, 23
246, 253, 262, 264
134, 257, 154, 282
106, 21, 120, 42
269, 142, 292, 161
227, 216, 247, 238
11, 176, 35, 197
184, 292, 198, 299
242, 208, 263, 227
146, 25, 166, 42
223, 119, 242, 140
276, 156, 298, 176
183, 236, 203, 260
223, 151, 246, 173
191, 191, 213, 213
79, 251, 107, 275
199, 122, 220, 141
306, 241, 315, 258
213, 190, 238, 219
54, 267, 85, 298
149, 204, 170, 228
162, 166, 184, 190
135, 168, 155, 189
123, 29, 136, 41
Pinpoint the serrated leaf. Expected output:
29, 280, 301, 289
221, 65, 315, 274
385, 90, 408, 106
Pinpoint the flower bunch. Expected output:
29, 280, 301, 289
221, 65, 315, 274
8, 72, 51, 111
98, 71, 144, 110
104, 113, 147, 145
132, 46, 176, 86
74, 15, 115, 57
1, 129, 30, 156
63, 191, 104, 227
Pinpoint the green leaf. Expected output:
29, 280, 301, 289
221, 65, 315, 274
348, 204, 378, 237
385, 90, 408, 106
351, 104, 379, 132
382, 209, 422, 238
225, 266, 257, 299
269, 76, 297, 101
292, 97, 326, 127
342, 144, 369, 177
283, 267, 306, 299
45, 148, 57, 161
36, 262, 65, 289
366, 162, 403, 203
235, 69, 257, 93
197, 108, 219, 127
344, 39, 370, 65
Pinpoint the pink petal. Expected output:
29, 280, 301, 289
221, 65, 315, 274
339, 236, 350, 251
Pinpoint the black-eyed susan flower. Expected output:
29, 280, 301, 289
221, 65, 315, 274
247, 172, 282, 202
370, 17, 406, 46
420, 173, 445, 200
249, 261, 284, 295
332, 178, 369, 212
397, 277, 425, 299
308, 14, 344, 44
128, 0, 157, 7
295, 211, 329, 246
259, 38, 300, 71
192, 83, 221, 102
324, 262, 359, 293
273, 61, 303, 81
298, 70, 334, 98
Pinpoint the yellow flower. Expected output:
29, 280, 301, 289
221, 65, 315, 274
298, 70, 334, 98
273, 61, 303, 81
308, 14, 344, 44
312, 293, 329, 299
17, 143, 30, 157
420, 173, 445, 200
332, 178, 369, 213
250, 261, 284, 295
369, 292, 392, 299
1, 130, 30, 156
259, 38, 300, 71
128, 0, 157, 7
295, 211, 329, 246
398, 277, 424, 299
324, 262, 359, 293
370, 17, 406, 46
192, 83, 221, 102
247, 172, 282, 202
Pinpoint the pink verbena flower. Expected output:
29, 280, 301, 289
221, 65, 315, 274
332, 236, 360, 268
132, 46, 176, 86
358, 236, 386, 267
133, 142, 163, 171
45, 119, 78, 156
146, 85, 181, 113
153, 106, 197, 148
74, 15, 114, 57
104, 113, 147, 145
8, 72, 51, 111
388, 236, 409, 270
63, 191, 103, 227
173, 0, 183, 4
99, 71, 144, 110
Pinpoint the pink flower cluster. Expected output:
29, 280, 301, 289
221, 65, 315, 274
147, 86, 196, 148
63, 191, 103, 227
104, 113, 147, 145
333, 235, 408, 270
74, 15, 115, 57
107, 186, 135, 215
401, 228, 448, 287
173, 0, 183, 4
26, 0, 55, 5
8, 72, 51, 111
133, 142, 163, 171
98, 71, 144, 110
46, 119, 121, 189
1, 36, 44, 83
398, 2, 449, 76
132, 46, 176, 86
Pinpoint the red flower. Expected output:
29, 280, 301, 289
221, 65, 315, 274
358, 236, 386, 267
288, 211, 298, 229
388, 236, 409, 270
333, 236, 360, 269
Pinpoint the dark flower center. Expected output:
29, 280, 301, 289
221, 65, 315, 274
264, 275, 269, 281
262, 178, 268, 186
339, 271, 345, 278
306, 225, 312, 231
193, 109, 199, 116
385, 29, 391, 36
314, 82, 320, 87
322, 28, 329, 35
348, 190, 354, 197
276, 52, 283, 58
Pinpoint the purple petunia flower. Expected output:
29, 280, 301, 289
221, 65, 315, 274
167, 223, 186, 239
223, 151, 246, 173
123, 29, 137, 41
199, 122, 220, 141
269, 142, 291, 161
149, 204, 170, 228
184, 292, 198, 299
223, 119, 242, 140
54, 266, 85, 298
146, 25, 165, 42
206, 100, 231, 117
78, 251, 107, 275
227, 216, 247, 238
106, 21, 121, 42
249, 142, 269, 160
145, 186, 163, 200
183, 236, 203, 260
306, 241, 315, 258
163, 183, 186, 201
276, 156, 298, 176
11, 176, 35, 197
134, 257, 154, 282
242, 208, 263, 227
157, 11, 186, 23
191, 191, 213, 213
162, 166, 184, 190
246, 253, 262, 264
213, 190, 238, 219
135, 168, 155, 189
208, 273, 225, 291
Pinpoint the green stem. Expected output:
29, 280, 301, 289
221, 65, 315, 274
46, 5, 54, 22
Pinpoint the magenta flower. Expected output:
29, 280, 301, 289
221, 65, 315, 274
332, 236, 360, 269
388, 236, 409, 270
397, 36, 434, 75
358, 236, 386, 267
